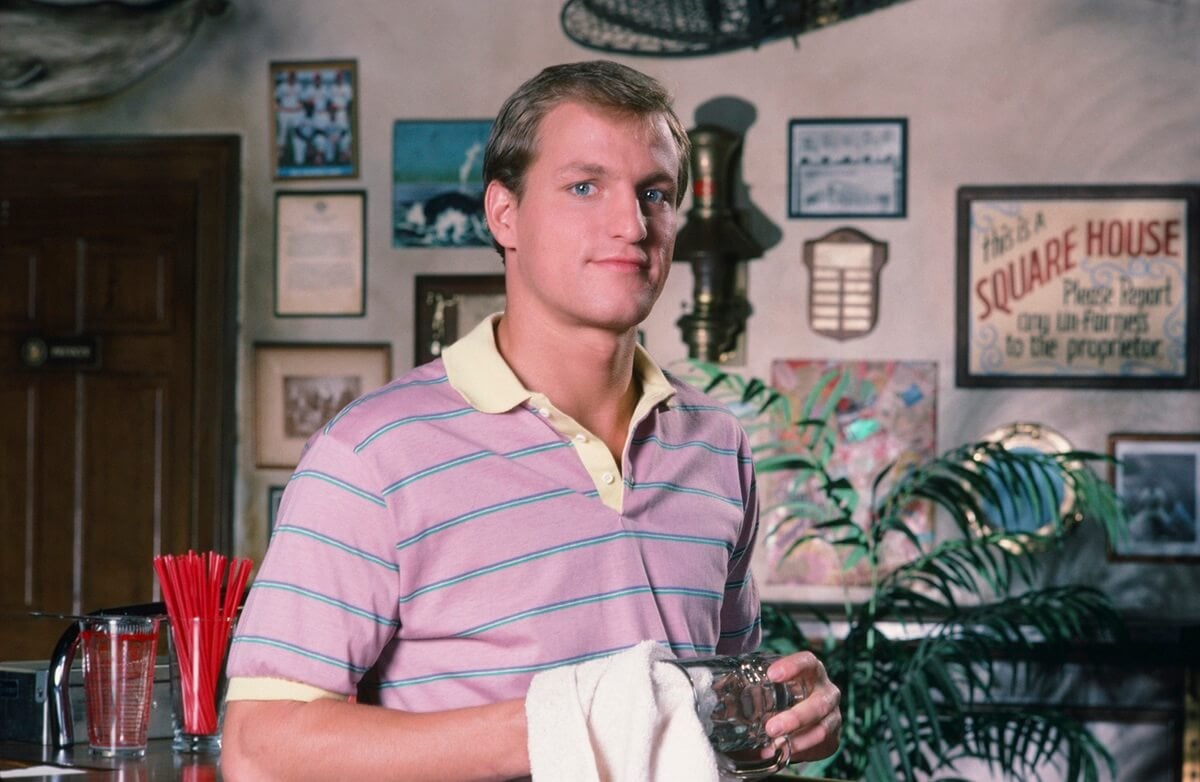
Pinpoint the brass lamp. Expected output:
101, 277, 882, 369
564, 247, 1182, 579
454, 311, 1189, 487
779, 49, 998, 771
673, 124, 763, 362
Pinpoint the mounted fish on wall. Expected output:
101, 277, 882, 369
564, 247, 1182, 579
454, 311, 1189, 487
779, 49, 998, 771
0, 0, 228, 109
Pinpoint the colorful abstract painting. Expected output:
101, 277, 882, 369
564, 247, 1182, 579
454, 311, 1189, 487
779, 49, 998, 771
755, 359, 938, 602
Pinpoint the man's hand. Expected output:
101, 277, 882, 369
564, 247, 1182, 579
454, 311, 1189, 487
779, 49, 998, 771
762, 651, 842, 761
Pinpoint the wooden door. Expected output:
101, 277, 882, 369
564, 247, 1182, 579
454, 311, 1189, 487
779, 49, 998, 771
0, 138, 238, 661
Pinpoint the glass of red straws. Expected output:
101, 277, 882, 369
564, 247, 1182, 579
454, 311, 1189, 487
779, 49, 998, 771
154, 551, 252, 754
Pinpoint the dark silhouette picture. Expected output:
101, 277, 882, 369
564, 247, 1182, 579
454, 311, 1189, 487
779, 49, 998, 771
1110, 434, 1200, 560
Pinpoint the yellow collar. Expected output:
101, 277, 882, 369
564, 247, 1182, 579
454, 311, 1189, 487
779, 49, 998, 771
441, 314, 675, 415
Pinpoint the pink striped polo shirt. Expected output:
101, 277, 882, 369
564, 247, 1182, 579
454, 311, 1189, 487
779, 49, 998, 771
226, 315, 761, 711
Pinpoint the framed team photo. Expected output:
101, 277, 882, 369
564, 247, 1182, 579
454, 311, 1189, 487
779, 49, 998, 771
270, 59, 359, 180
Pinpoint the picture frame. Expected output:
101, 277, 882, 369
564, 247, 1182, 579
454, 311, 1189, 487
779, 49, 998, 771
956, 184, 1200, 389
270, 59, 359, 180
971, 422, 1078, 545
274, 190, 366, 317
788, 118, 907, 218
1108, 432, 1200, 562
267, 485, 285, 535
752, 359, 937, 605
254, 343, 391, 468
393, 119, 493, 248
414, 274, 506, 365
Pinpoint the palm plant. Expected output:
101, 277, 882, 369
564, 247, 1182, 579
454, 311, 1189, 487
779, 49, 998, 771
687, 363, 1130, 782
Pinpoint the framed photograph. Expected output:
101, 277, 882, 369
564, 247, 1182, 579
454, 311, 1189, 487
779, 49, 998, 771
788, 118, 907, 218
956, 184, 1200, 389
752, 359, 937, 604
393, 120, 493, 247
1108, 432, 1200, 562
270, 59, 359, 180
274, 190, 365, 317
254, 343, 391, 468
267, 485, 285, 535
414, 274, 506, 365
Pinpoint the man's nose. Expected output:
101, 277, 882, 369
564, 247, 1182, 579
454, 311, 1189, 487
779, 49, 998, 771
608, 190, 648, 242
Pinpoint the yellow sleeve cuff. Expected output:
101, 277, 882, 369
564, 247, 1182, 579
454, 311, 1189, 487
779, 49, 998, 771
224, 676, 348, 703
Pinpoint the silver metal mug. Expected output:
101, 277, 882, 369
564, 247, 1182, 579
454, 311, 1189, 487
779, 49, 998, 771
666, 652, 806, 779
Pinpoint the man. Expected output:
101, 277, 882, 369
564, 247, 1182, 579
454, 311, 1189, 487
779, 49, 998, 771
273, 70, 305, 166
222, 60, 841, 781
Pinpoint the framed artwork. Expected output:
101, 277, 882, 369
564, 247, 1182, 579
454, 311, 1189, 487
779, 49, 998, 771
752, 359, 938, 604
956, 184, 1200, 389
393, 119, 493, 248
274, 190, 366, 317
414, 274, 506, 365
788, 118, 907, 218
1108, 432, 1200, 562
254, 343, 391, 468
270, 59, 359, 180
267, 485, 285, 535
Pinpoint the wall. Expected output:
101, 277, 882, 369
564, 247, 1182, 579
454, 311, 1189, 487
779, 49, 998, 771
2, 0, 1198, 772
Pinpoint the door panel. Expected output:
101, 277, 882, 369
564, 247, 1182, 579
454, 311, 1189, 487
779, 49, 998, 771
0, 137, 237, 662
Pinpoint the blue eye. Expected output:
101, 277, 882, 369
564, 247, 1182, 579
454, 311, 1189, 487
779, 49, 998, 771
571, 182, 596, 196
643, 189, 667, 204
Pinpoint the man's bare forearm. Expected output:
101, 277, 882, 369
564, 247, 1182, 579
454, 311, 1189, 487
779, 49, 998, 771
221, 696, 529, 781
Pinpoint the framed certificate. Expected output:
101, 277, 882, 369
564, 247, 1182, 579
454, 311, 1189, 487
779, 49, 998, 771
788, 118, 907, 218
274, 190, 366, 317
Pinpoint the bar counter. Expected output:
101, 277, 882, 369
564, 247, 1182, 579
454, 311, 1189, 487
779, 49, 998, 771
0, 740, 220, 780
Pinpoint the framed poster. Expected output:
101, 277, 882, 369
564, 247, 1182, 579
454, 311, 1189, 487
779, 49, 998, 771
788, 118, 907, 218
414, 274, 505, 365
752, 359, 937, 604
956, 184, 1200, 389
270, 59, 359, 180
274, 190, 365, 317
393, 119, 493, 247
1108, 432, 1200, 562
254, 343, 391, 468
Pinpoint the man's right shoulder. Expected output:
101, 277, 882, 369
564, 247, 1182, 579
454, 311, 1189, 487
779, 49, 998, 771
317, 357, 461, 443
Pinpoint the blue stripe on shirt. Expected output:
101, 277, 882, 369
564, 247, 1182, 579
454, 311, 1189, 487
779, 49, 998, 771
252, 580, 398, 627
289, 470, 386, 507
355, 407, 475, 452
394, 487, 577, 550
273, 524, 398, 571
324, 375, 450, 433
452, 585, 722, 637
231, 635, 370, 675
398, 529, 732, 603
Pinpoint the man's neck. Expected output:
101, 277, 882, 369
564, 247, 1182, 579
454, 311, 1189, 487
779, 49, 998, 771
494, 312, 640, 463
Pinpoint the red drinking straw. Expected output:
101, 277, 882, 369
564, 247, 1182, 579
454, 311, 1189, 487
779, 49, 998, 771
153, 551, 252, 735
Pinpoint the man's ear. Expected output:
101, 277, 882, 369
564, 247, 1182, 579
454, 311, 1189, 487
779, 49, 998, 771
484, 180, 517, 250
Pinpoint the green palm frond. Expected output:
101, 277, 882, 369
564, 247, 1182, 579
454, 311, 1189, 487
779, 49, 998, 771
695, 361, 1131, 782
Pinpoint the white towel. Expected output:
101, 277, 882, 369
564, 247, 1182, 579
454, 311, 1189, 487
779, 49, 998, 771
525, 640, 720, 782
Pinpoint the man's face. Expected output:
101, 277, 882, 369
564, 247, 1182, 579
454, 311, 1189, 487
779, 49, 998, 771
488, 101, 681, 335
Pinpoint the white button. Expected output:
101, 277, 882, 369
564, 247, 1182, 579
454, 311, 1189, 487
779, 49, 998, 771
538, 408, 550, 417
601, 472, 615, 485
574, 433, 587, 443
